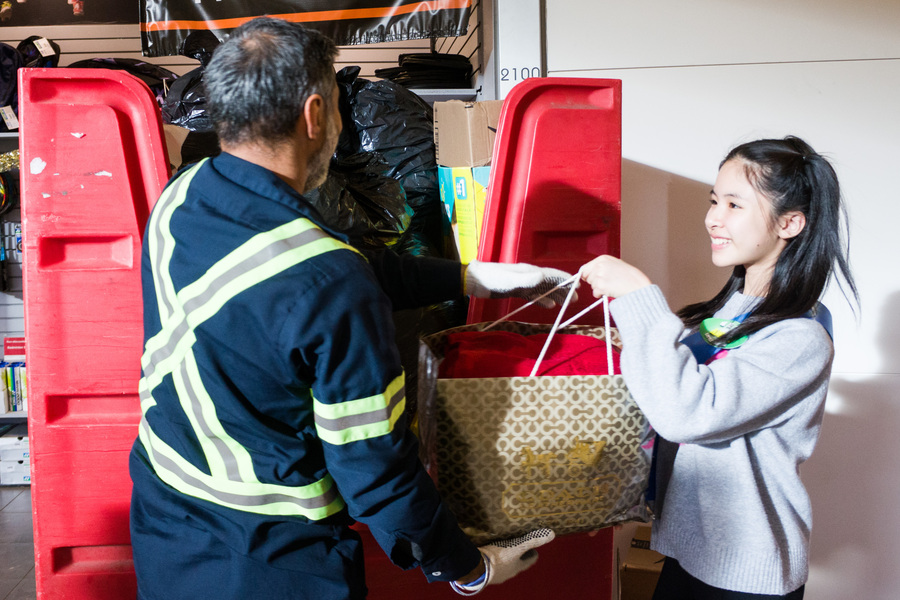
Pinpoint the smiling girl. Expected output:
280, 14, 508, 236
580, 136, 857, 599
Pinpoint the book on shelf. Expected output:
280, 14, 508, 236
0, 361, 25, 415
0, 337, 26, 415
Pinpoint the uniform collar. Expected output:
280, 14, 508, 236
209, 152, 350, 243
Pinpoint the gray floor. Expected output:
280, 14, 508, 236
0, 486, 35, 600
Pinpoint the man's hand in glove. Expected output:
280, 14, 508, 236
451, 529, 556, 595
464, 261, 577, 308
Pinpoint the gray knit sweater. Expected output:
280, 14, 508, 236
610, 285, 834, 595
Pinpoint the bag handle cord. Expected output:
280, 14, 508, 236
478, 270, 614, 377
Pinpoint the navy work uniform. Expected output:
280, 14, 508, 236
129, 153, 480, 600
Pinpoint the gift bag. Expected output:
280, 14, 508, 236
418, 295, 653, 544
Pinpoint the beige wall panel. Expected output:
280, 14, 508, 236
547, 0, 900, 70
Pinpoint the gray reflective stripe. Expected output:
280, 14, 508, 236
143, 317, 191, 384
175, 359, 242, 480
139, 418, 342, 516
313, 374, 407, 446
315, 384, 405, 433
139, 382, 155, 413
142, 226, 329, 386
149, 162, 206, 324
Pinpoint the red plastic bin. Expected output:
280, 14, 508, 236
467, 77, 624, 600
364, 78, 623, 600
468, 77, 622, 326
19, 68, 170, 600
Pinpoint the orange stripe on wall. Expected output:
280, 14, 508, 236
141, 0, 471, 32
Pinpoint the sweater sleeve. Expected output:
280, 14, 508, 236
609, 285, 834, 445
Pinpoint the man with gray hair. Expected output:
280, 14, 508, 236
130, 16, 559, 599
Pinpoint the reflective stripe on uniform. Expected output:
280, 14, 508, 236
139, 162, 360, 518
147, 160, 206, 326
138, 417, 345, 519
142, 220, 345, 391
314, 373, 406, 445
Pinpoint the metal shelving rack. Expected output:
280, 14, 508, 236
0, 131, 25, 422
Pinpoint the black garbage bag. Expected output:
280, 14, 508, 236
338, 66, 439, 212
66, 58, 178, 108
161, 32, 220, 133
0, 43, 24, 132
306, 152, 413, 248
393, 194, 458, 261
180, 130, 220, 165
17, 36, 62, 68
309, 66, 440, 251
179, 30, 220, 67
161, 66, 211, 132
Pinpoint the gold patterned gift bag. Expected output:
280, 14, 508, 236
418, 315, 654, 545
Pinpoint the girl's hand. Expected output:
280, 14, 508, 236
580, 255, 652, 299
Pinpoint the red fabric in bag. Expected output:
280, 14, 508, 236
439, 331, 620, 378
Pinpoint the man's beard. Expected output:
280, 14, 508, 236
304, 115, 339, 193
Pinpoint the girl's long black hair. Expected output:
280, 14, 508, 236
677, 136, 859, 342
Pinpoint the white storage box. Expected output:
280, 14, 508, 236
0, 459, 31, 485
0, 423, 28, 448
0, 447, 30, 462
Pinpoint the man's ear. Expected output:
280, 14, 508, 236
778, 210, 806, 240
301, 93, 325, 141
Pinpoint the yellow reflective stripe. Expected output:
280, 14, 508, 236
314, 374, 406, 445
183, 234, 352, 330
174, 350, 258, 482
139, 379, 156, 414
138, 418, 346, 519
147, 160, 207, 325
142, 219, 357, 390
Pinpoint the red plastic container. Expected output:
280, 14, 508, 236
468, 77, 622, 326
464, 77, 623, 599
19, 68, 170, 600
363, 78, 623, 600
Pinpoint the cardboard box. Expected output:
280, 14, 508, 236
621, 525, 665, 600
433, 100, 503, 167
438, 166, 491, 264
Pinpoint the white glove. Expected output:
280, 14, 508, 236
481, 528, 555, 584
452, 529, 556, 595
464, 261, 577, 308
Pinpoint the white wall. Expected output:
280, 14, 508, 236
546, 2, 900, 598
